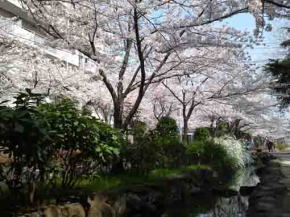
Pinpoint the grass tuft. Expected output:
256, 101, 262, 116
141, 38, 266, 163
79, 164, 210, 191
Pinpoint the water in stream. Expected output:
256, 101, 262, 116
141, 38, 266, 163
163, 168, 259, 217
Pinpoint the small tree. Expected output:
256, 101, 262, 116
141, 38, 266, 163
0, 89, 53, 204
0, 90, 125, 205
130, 120, 148, 143
39, 98, 123, 188
194, 127, 210, 141
154, 117, 184, 167
155, 117, 178, 137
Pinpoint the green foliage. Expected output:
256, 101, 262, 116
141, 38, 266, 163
276, 143, 287, 151
186, 140, 238, 173
214, 136, 252, 169
38, 98, 124, 187
215, 121, 229, 137
122, 121, 159, 173
130, 120, 147, 142
0, 89, 53, 190
194, 127, 210, 141
155, 117, 178, 136
123, 118, 184, 173
154, 117, 184, 167
122, 133, 163, 174
153, 135, 185, 168
39, 98, 100, 157
80, 165, 209, 191
202, 141, 237, 173
0, 90, 249, 208
0, 91, 125, 192
97, 121, 125, 164
265, 58, 290, 108
186, 140, 205, 163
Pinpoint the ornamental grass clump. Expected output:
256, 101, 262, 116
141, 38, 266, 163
214, 136, 252, 169
186, 139, 238, 172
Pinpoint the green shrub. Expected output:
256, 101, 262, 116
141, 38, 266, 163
0, 90, 54, 203
202, 140, 237, 173
194, 127, 210, 141
130, 120, 148, 143
186, 139, 238, 173
154, 117, 185, 168
123, 117, 185, 173
0, 91, 125, 193
186, 140, 205, 164
215, 121, 229, 137
276, 143, 287, 151
214, 136, 252, 169
0, 90, 52, 183
122, 133, 163, 174
155, 117, 178, 136
154, 135, 185, 168
38, 98, 124, 187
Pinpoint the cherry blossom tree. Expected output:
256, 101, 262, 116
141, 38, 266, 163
0, 36, 103, 106
16, 0, 268, 129
193, 80, 286, 140
1, 0, 288, 130
158, 44, 256, 139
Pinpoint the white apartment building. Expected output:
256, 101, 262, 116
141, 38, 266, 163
0, 0, 96, 73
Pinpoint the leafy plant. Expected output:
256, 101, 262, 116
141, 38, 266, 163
155, 117, 178, 137
0, 89, 53, 204
215, 121, 229, 137
214, 136, 253, 169
202, 140, 237, 173
0, 91, 126, 200
276, 143, 287, 151
154, 135, 185, 168
38, 98, 124, 188
194, 127, 210, 141
186, 140, 206, 164
130, 120, 148, 143
265, 58, 290, 109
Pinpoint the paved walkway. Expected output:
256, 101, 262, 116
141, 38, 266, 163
273, 153, 290, 216
248, 152, 290, 217
258, 152, 290, 217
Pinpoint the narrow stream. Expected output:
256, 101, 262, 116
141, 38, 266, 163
163, 168, 259, 217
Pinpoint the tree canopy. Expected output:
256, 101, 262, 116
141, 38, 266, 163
266, 58, 290, 109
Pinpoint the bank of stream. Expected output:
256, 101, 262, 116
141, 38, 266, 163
14, 165, 260, 217
162, 167, 259, 217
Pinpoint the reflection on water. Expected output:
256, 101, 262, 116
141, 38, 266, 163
163, 194, 249, 217
163, 168, 259, 217
228, 168, 259, 191
197, 195, 249, 217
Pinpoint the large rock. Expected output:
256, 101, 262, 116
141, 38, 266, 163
43, 203, 86, 217
87, 195, 115, 217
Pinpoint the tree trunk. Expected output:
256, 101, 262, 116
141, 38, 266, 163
183, 118, 189, 143
233, 119, 241, 138
113, 100, 124, 129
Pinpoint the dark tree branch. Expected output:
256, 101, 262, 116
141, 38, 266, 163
123, 8, 146, 129
99, 69, 117, 103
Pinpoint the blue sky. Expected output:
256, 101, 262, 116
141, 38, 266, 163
220, 13, 289, 65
